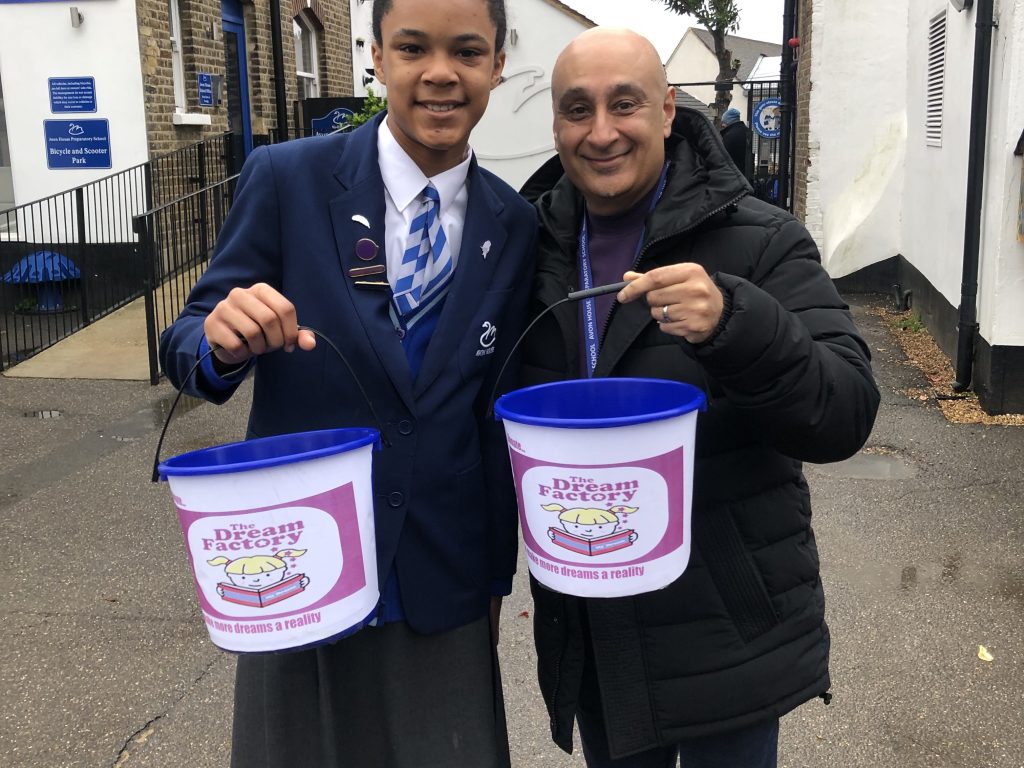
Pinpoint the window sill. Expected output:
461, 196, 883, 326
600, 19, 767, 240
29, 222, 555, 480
172, 112, 212, 126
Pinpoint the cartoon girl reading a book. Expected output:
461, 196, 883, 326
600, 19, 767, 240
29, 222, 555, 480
207, 550, 310, 604
543, 504, 638, 556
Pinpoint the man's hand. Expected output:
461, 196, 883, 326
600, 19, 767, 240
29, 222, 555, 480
617, 266, 724, 344
203, 283, 316, 366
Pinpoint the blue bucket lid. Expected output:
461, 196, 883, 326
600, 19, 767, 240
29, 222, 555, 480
494, 378, 706, 429
158, 427, 379, 479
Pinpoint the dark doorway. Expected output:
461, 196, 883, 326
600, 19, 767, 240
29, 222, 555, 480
222, 0, 252, 171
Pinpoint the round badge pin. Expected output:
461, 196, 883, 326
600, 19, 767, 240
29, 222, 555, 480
355, 238, 379, 261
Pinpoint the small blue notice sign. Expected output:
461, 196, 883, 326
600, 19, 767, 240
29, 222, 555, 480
198, 73, 214, 107
49, 77, 97, 113
44, 119, 112, 170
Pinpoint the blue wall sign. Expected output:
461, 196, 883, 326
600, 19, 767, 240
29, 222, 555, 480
44, 119, 112, 170
753, 97, 782, 140
48, 77, 97, 113
311, 107, 355, 136
198, 73, 214, 107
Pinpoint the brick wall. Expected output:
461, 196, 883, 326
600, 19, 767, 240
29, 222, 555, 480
135, 0, 352, 161
292, 0, 354, 100
793, 0, 813, 224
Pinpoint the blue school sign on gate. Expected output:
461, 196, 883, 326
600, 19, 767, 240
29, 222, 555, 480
752, 97, 782, 140
44, 119, 112, 169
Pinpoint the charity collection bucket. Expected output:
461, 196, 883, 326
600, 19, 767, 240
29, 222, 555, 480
158, 428, 380, 654
494, 378, 705, 598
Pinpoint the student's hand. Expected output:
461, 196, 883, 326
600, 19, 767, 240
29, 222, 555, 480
203, 283, 316, 366
617, 266, 723, 344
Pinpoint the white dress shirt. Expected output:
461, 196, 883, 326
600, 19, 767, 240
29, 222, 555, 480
377, 117, 472, 294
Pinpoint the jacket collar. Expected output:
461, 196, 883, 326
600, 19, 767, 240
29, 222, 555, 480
535, 107, 751, 257
530, 108, 751, 378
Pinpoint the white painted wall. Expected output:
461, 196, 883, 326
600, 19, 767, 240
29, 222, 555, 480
807, 0, 1024, 350
902, 2, 975, 305
805, 0, 907, 278
349, 0, 377, 98
470, 0, 591, 191
974, 0, 1024, 346
0, 0, 149, 212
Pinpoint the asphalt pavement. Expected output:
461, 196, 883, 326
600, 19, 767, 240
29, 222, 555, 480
1, 295, 1022, 768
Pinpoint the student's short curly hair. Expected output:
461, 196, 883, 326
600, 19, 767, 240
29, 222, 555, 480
372, 0, 507, 52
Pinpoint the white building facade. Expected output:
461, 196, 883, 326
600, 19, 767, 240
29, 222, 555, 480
0, 0, 150, 211
799, 0, 1024, 413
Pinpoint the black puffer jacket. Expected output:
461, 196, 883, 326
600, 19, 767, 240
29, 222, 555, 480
522, 109, 880, 757
720, 120, 749, 173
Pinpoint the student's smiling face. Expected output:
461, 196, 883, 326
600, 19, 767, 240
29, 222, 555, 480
372, 0, 505, 177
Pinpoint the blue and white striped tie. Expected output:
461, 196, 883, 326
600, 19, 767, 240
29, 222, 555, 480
393, 184, 452, 322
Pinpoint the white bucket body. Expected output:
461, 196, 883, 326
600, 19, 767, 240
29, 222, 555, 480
162, 431, 379, 653
496, 379, 704, 598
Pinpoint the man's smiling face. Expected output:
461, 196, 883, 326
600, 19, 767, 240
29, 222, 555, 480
551, 29, 675, 216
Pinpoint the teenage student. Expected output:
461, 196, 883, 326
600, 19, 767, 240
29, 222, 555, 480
159, 1, 535, 765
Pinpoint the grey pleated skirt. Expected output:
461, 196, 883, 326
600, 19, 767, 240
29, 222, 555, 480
230, 616, 510, 768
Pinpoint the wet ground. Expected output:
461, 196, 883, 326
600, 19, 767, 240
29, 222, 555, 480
0, 294, 1022, 767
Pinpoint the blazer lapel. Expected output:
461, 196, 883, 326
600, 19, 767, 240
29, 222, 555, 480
413, 165, 507, 397
329, 120, 416, 413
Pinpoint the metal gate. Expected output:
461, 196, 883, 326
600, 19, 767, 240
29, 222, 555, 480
745, 81, 784, 208
670, 79, 793, 212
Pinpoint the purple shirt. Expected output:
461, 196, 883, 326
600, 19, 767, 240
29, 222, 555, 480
578, 186, 658, 376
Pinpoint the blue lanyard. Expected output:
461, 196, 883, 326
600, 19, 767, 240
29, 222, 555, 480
578, 162, 670, 377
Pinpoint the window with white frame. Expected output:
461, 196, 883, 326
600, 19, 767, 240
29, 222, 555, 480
294, 14, 320, 100
926, 9, 946, 147
169, 0, 187, 111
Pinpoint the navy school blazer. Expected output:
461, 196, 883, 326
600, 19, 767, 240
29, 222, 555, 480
159, 114, 537, 634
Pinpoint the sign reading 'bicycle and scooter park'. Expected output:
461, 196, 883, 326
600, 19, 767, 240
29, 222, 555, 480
44, 119, 112, 170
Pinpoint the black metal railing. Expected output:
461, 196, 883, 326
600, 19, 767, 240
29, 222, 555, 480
133, 174, 240, 384
0, 132, 234, 372
151, 132, 237, 205
0, 169, 149, 371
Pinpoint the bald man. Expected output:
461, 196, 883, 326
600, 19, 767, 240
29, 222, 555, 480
518, 29, 879, 768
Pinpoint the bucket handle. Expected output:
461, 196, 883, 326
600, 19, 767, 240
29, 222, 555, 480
151, 325, 390, 483
485, 281, 628, 419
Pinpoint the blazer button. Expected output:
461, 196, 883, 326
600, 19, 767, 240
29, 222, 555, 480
388, 491, 404, 508
395, 328, 406, 340
398, 420, 413, 435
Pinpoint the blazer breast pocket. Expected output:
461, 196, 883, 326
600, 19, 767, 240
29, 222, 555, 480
458, 287, 513, 383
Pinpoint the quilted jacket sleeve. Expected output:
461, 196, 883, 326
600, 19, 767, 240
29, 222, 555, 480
694, 217, 880, 463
